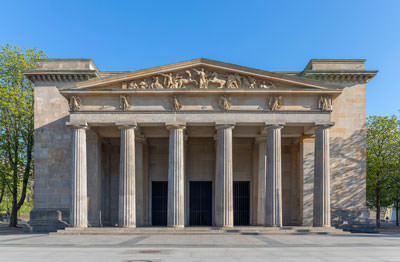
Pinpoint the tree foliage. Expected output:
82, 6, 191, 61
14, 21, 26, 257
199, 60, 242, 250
0, 44, 46, 226
366, 115, 400, 227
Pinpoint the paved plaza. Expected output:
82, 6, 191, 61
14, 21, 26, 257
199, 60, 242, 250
0, 232, 399, 261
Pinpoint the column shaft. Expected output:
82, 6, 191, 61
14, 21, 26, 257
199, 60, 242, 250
313, 125, 331, 227
167, 124, 185, 227
215, 125, 234, 227
119, 126, 136, 227
257, 139, 267, 225
70, 126, 88, 227
265, 125, 283, 227
301, 137, 314, 226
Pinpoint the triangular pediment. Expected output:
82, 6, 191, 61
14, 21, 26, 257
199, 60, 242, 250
60, 58, 343, 92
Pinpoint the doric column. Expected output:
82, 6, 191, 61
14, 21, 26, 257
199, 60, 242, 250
301, 135, 314, 226
118, 124, 137, 228
69, 123, 88, 227
256, 137, 267, 225
215, 124, 234, 227
313, 124, 333, 227
135, 134, 146, 226
265, 124, 283, 227
166, 122, 186, 227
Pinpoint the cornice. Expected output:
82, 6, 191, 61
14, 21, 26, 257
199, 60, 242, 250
59, 88, 343, 96
300, 70, 378, 84
24, 70, 98, 83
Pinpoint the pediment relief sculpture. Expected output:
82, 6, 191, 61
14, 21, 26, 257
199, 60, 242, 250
219, 95, 232, 111
126, 67, 275, 90
318, 96, 332, 111
69, 96, 81, 112
120, 95, 130, 111
172, 96, 182, 111
268, 96, 282, 111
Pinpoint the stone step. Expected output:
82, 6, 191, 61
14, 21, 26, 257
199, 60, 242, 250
52, 226, 349, 235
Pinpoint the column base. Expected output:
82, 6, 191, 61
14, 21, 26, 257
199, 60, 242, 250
168, 225, 185, 229
119, 225, 137, 228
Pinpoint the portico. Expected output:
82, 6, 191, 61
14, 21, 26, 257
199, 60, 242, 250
68, 118, 333, 228
26, 58, 376, 232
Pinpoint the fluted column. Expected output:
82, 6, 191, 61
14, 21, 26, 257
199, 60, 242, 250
70, 123, 88, 228
118, 124, 137, 228
313, 124, 333, 227
166, 122, 186, 227
265, 124, 283, 227
256, 137, 267, 225
215, 124, 234, 227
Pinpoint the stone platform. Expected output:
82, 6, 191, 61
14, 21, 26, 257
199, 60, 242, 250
53, 226, 349, 235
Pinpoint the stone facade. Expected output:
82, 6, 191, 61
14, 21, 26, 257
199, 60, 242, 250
25, 58, 377, 232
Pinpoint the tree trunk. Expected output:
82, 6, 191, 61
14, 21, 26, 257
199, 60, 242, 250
396, 200, 399, 226
9, 184, 18, 227
9, 136, 19, 228
0, 178, 5, 205
376, 185, 381, 228
17, 131, 33, 210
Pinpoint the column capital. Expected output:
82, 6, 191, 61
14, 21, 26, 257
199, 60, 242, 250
166, 122, 186, 130
66, 121, 89, 130
115, 122, 137, 129
314, 122, 334, 129
265, 123, 284, 130
215, 123, 235, 130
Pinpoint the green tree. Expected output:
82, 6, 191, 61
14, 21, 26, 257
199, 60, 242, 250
388, 170, 400, 226
366, 115, 400, 228
0, 44, 46, 227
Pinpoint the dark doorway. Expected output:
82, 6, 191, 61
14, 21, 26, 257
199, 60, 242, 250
189, 181, 212, 226
152, 181, 168, 226
234, 181, 250, 225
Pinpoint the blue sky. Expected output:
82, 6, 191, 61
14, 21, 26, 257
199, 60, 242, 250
1, 0, 399, 116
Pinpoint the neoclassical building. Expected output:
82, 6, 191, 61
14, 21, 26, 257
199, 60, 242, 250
25, 58, 377, 232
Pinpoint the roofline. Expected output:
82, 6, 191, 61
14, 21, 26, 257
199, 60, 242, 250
304, 59, 367, 71
60, 58, 342, 90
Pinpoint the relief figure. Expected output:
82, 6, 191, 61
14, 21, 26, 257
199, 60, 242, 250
260, 80, 273, 89
69, 96, 81, 112
227, 74, 240, 88
318, 96, 332, 111
248, 76, 257, 88
219, 95, 232, 111
120, 95, 129, 111
208, 72, 226, 88
151, 76, 164, 89
161, 73, 177, 88
172, 96, 182, 111
139, 80, 148, 89
176, 70, 198, 88
128, 81, 139, 89
193, 68, 208, 88
268, 96, 282, 111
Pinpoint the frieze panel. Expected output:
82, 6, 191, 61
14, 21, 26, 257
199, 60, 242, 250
126, 67, 275, 90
